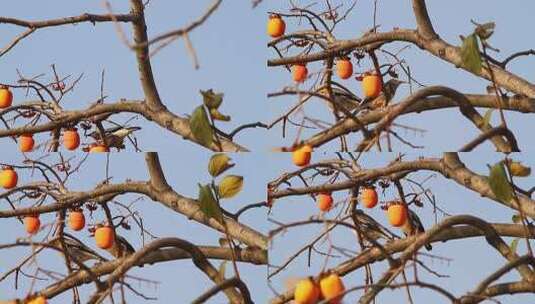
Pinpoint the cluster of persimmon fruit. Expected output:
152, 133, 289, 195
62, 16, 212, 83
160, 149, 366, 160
0, 167, 116, 241
294, 272, 346, 304
315, 187, 378, 212
267, 15, 383, 99
0, 166, 116, 247
0, 164, 117, 303
1, 86, 109, 153
290, 150, 410, 227
317, 186, 409, 228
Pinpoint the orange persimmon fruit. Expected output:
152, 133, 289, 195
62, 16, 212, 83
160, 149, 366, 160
89, 144, 109, 153
292, 64, 308, 83
317, 192, 333, 212
24, 215, 40, 234
336, 58, 353, 79
267, 14, 286, 38
0, 166, 18, 189
387, 202, 408, 227
319, 273, 345, 304
0, 86, 13, 108
27, 296, 47, 304
63, 128, 80, 151
362, 74, 382, 99
19, 134, 34, 152
95, 225, 115, 249
68, 210, 85, 231
360, 187, 378, 208
292, 145, 312, 167
294, 277, 320, 304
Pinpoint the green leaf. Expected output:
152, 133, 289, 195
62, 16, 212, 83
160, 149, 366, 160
208, 153, 234, 177
482, 109, 494, 127
512, 213, 522, 223
198, 183, 223, 224
190, 105, 214, 147
510, 238, 519, 254
461, 34, 482, 74
218, 175, 244, 199
201, 89, 224, 109
488, 162, 513, 202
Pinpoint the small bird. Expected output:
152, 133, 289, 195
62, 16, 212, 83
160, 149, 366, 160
401, 209, 432, 251
107, 234, 136, 259
88, 126, 141, 150
318, 86, 362, 114
354, 78, 405, 112
50, 233, 106, 264
352, 209, 395, 243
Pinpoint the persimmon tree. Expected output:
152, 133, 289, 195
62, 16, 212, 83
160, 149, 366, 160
267, 152, 535, 303
0, 0, 267, 152
266, 0, 535, 151
0, 152, 268, 303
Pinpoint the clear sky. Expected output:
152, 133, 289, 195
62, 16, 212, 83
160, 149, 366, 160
0, 0, 534, 303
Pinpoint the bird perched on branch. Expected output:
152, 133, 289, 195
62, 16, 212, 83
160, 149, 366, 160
50, 233, 106, 264
318, 86, 362, 114
319, 79, 404, 115
401, 208, 432, 251
352, 209, 395, 243
355, 78, 405, 112
107, 234, 136, 259
88, 126, 141, 150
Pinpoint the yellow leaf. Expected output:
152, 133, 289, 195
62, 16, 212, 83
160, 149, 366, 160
218, 175, 244, 199
507, 160, 531, 177
208, 154, 234, 177
210, 108, 231, 121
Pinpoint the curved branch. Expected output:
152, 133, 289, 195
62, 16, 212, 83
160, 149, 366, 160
464, 281, 535, 304
460, 255, 535, 303
37, 245, 265, 299
269, 220, 535, 304
0, 99, 247, 151
358, 215, 535, 303
143, 153, 268, 249
271, 155, 535, 220
442, 153, 535, 218
460, 125, 519, 152
411, 0, 438, 40
192, 276, 253, 304
86, 238, 244, 304
268, 29, 535, 97
302, 93, 534, 149
355, 86, 515, 152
